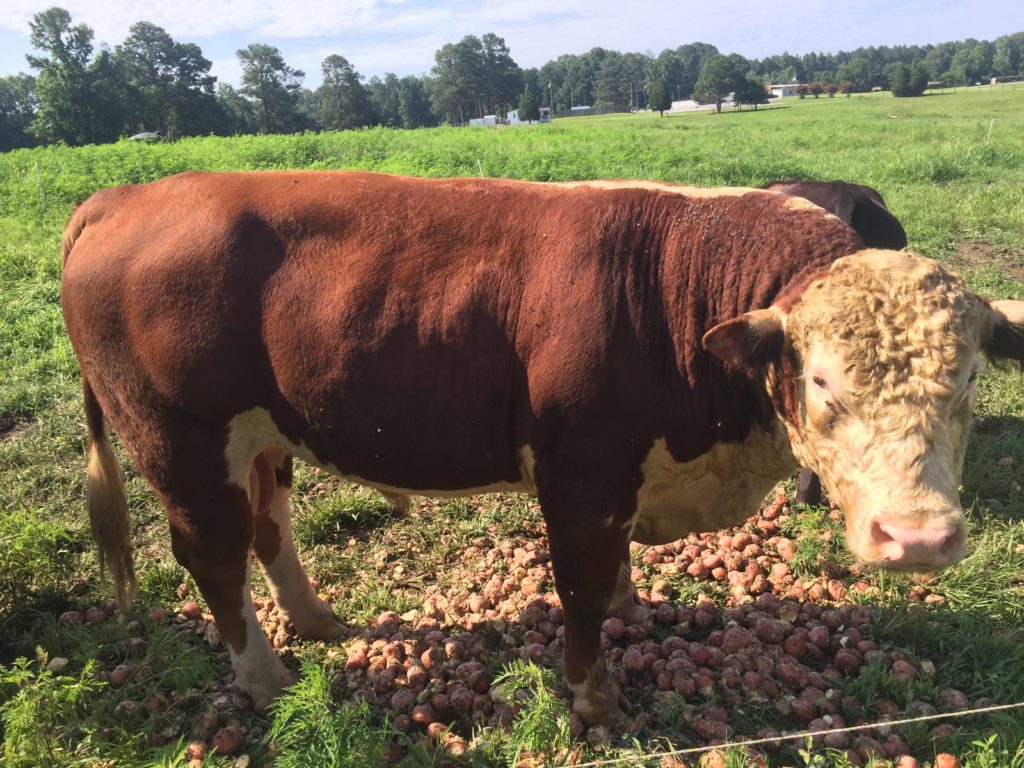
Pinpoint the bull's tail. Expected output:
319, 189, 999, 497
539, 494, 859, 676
83, 376, 137, 611
61, 201, 87, 268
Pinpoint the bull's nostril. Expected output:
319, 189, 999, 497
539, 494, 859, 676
939, 524, 965, 557
869, 521, 904, 561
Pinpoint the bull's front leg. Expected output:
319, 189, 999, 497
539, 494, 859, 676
606, 554, 648, 624
539, 480, 635, 726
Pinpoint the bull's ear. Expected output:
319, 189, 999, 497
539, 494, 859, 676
987, 300, 1024, 368
702, 307, 787, 368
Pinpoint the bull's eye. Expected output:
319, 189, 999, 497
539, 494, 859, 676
812, 375, 828, 390
968, 371, 978, 383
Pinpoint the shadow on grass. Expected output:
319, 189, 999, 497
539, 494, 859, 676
962, 414, 1024, 522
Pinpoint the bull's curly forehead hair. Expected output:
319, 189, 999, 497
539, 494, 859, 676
787, 250, 988, 403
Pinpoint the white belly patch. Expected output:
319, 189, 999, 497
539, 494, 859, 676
630, 426, 796, 544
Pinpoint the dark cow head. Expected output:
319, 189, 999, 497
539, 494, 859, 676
704, 249, 1024, 571
765, 180, 908, 251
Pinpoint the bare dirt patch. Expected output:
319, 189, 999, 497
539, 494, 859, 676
950, 241, 1024, 283
0, 415, 33, 443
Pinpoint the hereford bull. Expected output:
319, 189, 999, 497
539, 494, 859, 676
61, 172, 1024, 724
764, 179, 909, 506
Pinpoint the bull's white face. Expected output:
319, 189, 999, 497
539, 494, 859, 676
791, 339, 980, 571
705, 250, 1024, 572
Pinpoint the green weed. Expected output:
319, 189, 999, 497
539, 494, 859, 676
267, 658, 387, 768
0, 655, 103, 768
780, 505, 854, 579
494, 659, 573, 767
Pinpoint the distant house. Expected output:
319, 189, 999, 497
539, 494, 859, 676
507, 107, 553, 125
468, 115, 499, 127
767, 83, 802, 98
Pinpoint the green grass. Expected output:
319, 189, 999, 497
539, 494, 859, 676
1, 85, 1023, 767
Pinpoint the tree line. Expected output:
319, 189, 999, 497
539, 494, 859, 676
1, 6, 1022, 151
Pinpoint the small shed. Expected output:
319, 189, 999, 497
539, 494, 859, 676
768, 84, 802, 98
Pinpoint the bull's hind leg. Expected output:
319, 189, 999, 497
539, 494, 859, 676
250, 448, 343, 640
163, 480, 293, 710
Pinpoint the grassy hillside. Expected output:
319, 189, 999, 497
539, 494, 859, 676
1, 85, 1023, 767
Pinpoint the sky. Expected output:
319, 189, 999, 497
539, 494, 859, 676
1, 0, 1022, 89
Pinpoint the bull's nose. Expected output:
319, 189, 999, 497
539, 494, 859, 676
871, 519, 964, 565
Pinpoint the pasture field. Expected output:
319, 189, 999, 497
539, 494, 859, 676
1, 86, 1023, 767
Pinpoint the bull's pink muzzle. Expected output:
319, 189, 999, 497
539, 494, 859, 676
871, 519, 965, 567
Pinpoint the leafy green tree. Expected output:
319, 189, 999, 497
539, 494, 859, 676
430, 37, 482, 123
924, 42, 957, 80
693, 54, 742, 113
367, 73, 401, 127
647, 78, 670, 116
993, 34, 1022, 76
539, 48, 608, 111
910, 62, 930, 94
480, 33, 522, 115
87, 48, 126, 140
215, 83, 258, 134
758, 51, 804, 85
890, 62, 911, 95
114, 22, 219, 138
733, 77, 768, 110
650, 49, 685, 101
593, 51, 647, 109
237, 43, 304, 133
675, 42, 720, 97
835, 57, 872, 92
398, 76, 434, 128
25, 7, 124, 145
948, 40, 992, 85
429, 33, 522, 123
314, 54, 375, 131
0, 73, 37, 150
517, 85, 539, 122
